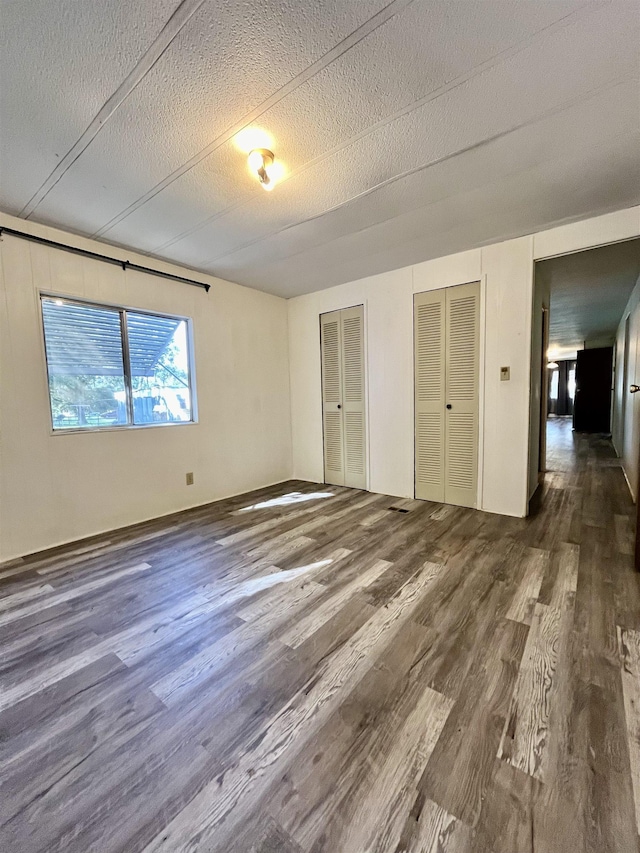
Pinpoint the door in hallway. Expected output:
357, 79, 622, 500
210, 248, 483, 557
320, 305, 366, 489
414, 281, 480, 508
573, 346, 614, 432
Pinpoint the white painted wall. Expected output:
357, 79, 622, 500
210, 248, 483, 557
613, 272, 640, 500
289, 206, 640, 518
0, 213, 292, 561
289, 241, 533, 517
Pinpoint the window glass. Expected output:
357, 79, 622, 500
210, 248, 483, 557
41, 296, 195, 431
126, 313, 192, 424
549, 368, 559, 401
42, 298, 128, 430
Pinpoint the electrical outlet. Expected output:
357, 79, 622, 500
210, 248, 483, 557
186, 472, 194, 486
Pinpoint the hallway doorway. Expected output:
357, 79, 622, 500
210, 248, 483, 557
529, 239, 640, 570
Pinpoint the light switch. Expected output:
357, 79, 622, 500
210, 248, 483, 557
500, 366, 510, 381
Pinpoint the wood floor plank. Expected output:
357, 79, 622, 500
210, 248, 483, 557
0, 581, 54, 607
419, 615, 529, 827
498, 544, 579, 782
279, 558, 392, 648
235, 549, 352, 623
149, 582, 325, 705
141, 563, 446, 852
618, 626, 640, 837
396, 797, 473, 853
333, 683, 454, 853
225, 814, 305, 853
0, 591, 237, 712
1, 422, 638, 852
506, 547, 549, 625
615, 514, 636, 556
245, 515, 331, 555
0, 685, 166, 831
267, 617, 435, 848
498, 601, 561, 779
0, 562, 152, 629
0, 654, 127, 766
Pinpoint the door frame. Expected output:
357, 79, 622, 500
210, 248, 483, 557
613, 312, 631, 456
528, 234, 640, 518
538, 305, 550, 485
636, 438, 640, 572
319, 302, 370, 491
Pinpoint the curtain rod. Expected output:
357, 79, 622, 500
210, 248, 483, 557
0, 225, 211, 293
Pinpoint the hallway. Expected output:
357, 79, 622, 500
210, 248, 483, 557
504, 416, 640, 851
524, 417, 640, 850
0, 421, 639, 851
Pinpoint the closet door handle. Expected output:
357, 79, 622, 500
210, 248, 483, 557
631, 385, 640, 394
337, 404, 342, 409
446, 404, 452, 410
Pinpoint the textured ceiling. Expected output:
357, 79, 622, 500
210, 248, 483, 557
537, 238, 640, 358
1, 0, 639, 298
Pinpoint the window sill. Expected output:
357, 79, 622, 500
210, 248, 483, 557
49, 420, 199, 436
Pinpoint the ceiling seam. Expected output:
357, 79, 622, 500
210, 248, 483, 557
19, 0, 208, 220
90, 0, 416, 238
88, 187, 640, 298
148, 0, 612, 255
201, 76, 635, 267
251, 129, 640, 284
285, 209, 640, 299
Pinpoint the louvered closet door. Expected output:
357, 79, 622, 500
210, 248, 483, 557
321, 305, 367, 489
321, 310, 345, 486
444, 282, 479, 508
414, 282, 480, 508
414, 290, 446, 501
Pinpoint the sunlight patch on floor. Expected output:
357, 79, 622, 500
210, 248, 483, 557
235, 560, 333, 597
236, 491, 334, 513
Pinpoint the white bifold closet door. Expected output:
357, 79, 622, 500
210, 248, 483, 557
320, 305, 366, 489
414, 281, 480, 508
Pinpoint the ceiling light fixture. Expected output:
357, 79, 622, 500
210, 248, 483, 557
547, 361, 559, 369
248, 148, 275, 190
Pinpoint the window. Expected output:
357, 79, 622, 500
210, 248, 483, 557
41, 295, 195, 431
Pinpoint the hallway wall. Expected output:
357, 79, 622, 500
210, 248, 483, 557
613, 270, 640, 500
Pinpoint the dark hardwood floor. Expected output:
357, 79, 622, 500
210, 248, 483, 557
1, 418, 639, 852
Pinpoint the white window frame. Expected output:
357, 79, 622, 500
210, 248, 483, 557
39, 292, 198, 435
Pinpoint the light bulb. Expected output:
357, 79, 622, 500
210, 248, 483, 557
247, 149, 265, 171
234, 127, 273, 154
248, 148, 275, 187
